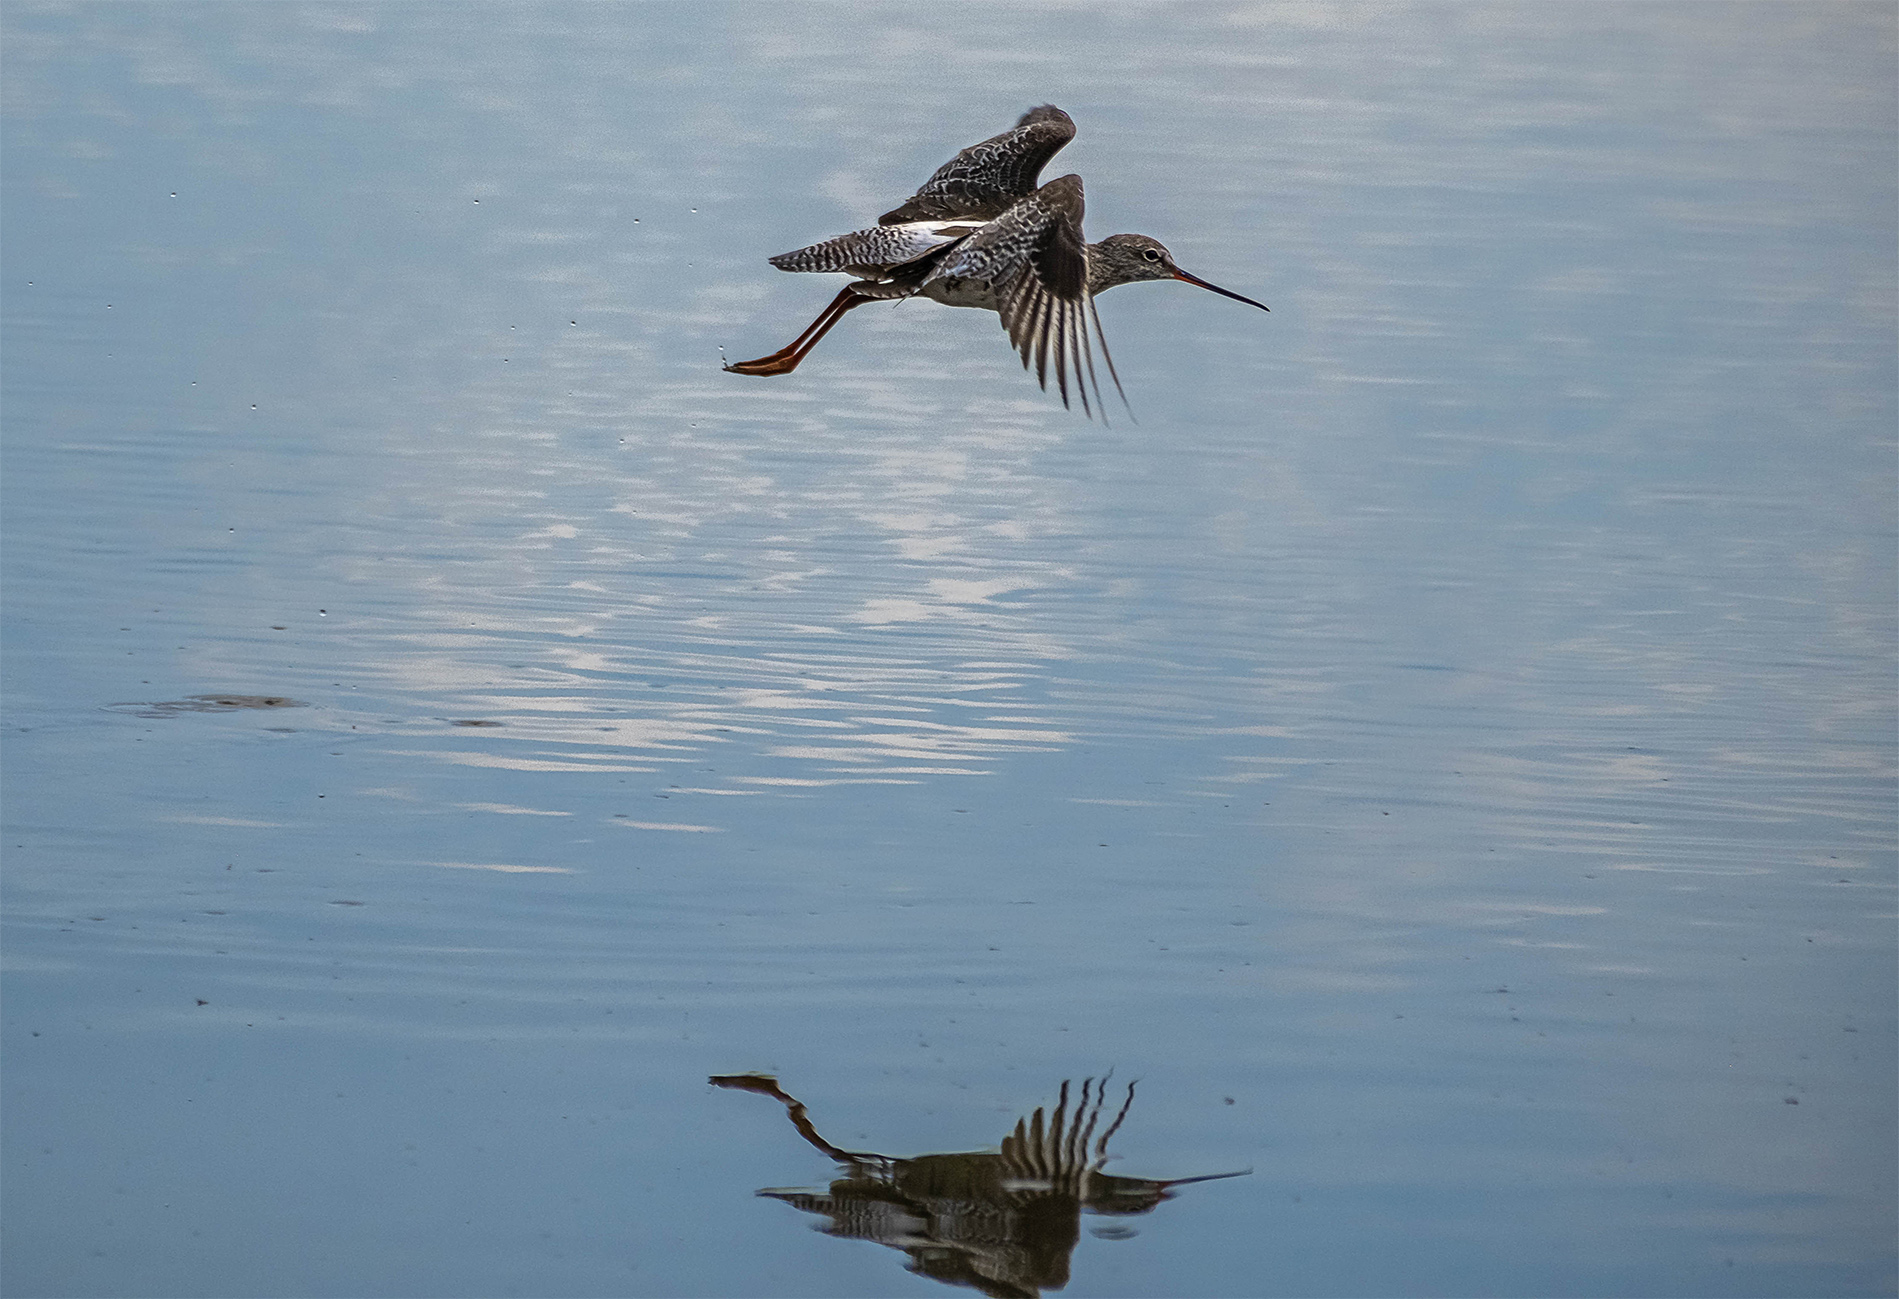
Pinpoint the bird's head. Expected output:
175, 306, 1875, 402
1089, 233, 1269, 311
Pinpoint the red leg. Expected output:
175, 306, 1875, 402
724, 286, 874, 376
707, 1074, 878, 1162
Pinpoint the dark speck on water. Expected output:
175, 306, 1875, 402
109, 695, 306, 718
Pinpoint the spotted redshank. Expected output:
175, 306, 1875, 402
724, 105, 1269, 417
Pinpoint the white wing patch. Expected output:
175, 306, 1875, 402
769, 222, 981, 277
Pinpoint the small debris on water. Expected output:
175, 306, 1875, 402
109, 695, 306, 719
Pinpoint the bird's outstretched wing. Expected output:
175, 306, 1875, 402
922, 174, 1127, 419
878, 105, 1076, 225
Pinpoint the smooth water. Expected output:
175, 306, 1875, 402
3, 4, 1894, 1296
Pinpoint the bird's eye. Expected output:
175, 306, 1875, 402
1141, 248, 1163, 262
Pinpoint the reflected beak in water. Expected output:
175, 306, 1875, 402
1172, 268, 1270, 312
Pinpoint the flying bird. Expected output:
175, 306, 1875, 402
724, 105, 1269, 417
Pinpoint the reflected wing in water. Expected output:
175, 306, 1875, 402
715, 1073, 1249, 1297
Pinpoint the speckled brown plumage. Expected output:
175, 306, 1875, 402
725, 106, 1269, 415
877, 105, 1076, 225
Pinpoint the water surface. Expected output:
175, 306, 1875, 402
4, 4, 1894, 1296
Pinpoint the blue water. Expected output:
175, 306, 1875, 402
4, 4, 1894, 1296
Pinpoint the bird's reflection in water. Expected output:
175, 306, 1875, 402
711, 1073, 1247, 1298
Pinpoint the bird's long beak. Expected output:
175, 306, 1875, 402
1173, 269, 1269, 312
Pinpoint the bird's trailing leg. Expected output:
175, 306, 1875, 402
707, 1074, 882, 1164
724, 285, 875, 376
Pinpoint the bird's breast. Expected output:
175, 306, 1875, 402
919, 276, 1001, 311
